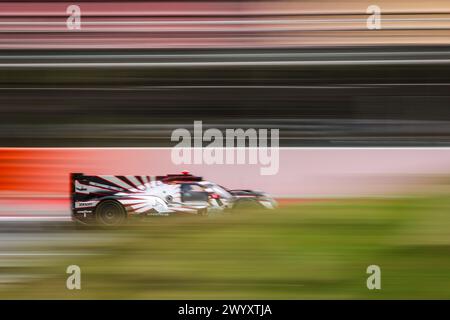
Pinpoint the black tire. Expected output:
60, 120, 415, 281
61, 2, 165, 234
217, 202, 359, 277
95, 200, 127, 226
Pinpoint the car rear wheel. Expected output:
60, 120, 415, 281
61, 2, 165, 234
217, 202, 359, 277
95, 200, 127, 226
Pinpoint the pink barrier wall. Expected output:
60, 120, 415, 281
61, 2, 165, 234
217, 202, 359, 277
1, 148, 449, 197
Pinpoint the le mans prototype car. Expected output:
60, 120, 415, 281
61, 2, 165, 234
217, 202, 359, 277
71, 171, 277, 225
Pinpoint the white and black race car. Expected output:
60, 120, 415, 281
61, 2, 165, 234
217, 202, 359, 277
71, 171, 277, 226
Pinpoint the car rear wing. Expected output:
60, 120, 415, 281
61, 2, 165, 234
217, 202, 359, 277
70, 172, 84, 208
70, 173, 84, 192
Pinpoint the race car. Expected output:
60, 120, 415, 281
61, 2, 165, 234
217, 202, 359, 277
71, 171, 277, 226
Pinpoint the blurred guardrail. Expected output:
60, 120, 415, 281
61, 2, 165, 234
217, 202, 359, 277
0, 46, 450, 146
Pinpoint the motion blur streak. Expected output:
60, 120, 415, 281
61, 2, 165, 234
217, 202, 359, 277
2, 46, 450, 146
0, 2, 450, 146
0, 1, 450, 48
2, 196, 450, 299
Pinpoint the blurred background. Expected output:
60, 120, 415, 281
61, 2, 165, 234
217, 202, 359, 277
0, 0, 450, 146
0, 0, 450, 299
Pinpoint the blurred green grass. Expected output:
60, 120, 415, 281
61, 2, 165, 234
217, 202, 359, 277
3, 195, 450, 299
